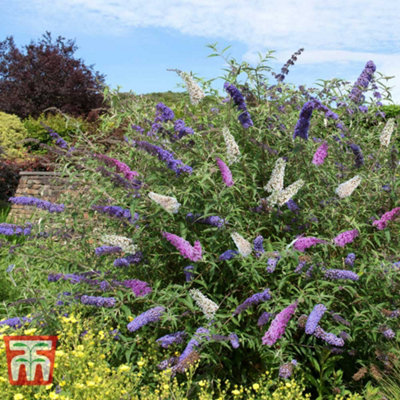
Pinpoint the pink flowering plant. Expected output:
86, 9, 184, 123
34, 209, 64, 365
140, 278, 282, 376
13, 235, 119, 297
1, 44, 400, 399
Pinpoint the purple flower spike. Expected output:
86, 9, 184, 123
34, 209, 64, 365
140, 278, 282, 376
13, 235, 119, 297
262, 302, 297, 346
267, 255, 280, 273
154, 102, 175, 123
253, 235, 265, 257
113, 251, 143, 267
345, 253, 356, 267
0, 223, 32, 236
305, 304, 327, 335
293, 236, 325, 252
0, 316, 32, 328
312, 142, 328, 166
186, 213, 226, 228
349, 61, 376, 104
229, 333, 240, 349
95, 246, 122, 256
234, 289, 272, 315
372, 207, 400, 230
80, 295, 116, 308
224, 82, 253, 128
324, 269, 359, 281
257, 312, 272, 327
162, 232, 202, 261
91, 205, 138, 225
313, 326, 345, 347
9, 196, 64, 213
156, 331, 186, 348
216, 157, 234, 187
348, 144, 364, 168
127, 306, 165, 332
122, 279, 152, 297
178, 327, 210, 364
279, 362, 295, 379
333, 229, 359, 247
293, 101, 314, 140
184, 265, 195, 282
219, 249, 238, 261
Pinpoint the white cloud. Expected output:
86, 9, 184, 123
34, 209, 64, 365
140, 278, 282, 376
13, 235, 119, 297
9, 0, 400, 101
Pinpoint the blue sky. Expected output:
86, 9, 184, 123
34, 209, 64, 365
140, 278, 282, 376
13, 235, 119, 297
2, 0, 400, 103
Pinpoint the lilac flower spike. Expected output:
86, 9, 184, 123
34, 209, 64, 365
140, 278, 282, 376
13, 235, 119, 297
257, 312, 272, 327
216, 157, 234, 187
345, 253, 356, 267
312, 142, 328, 166
234, 289, 272, 315
333, 229, 359, 247
229, 333, 240, 349
9, 196, 65, 213
324, 269, 359, 281
349, 61, 376, 104
219, 249, 238, 261
178, 327, 209, 364
95, 246, 122, 256
95, 154, 139, 180
154, 102, 175, 123
293, 101, 314, 140
262, 302, 298, 346
305, 304, 327, 335
224, 82, 253, 129
293, 237, 325, 252
0, 316, 32, 328
0, 223, 32, 236
122, 279, 152, 297
253, 235, 265, 257
80, 295, 116, 308
113, 251, 143, 267
127, 306, 165, 332
372, 207, 400, 230
162, 231, 202, 261
313, 326, 345, 347
91, 205, 138, 225
186, 213, 226, 228
156, 331, 186, 348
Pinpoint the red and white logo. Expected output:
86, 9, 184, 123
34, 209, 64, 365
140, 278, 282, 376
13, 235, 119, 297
3, 336, 57, 385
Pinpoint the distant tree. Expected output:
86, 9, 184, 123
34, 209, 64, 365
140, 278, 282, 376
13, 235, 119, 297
0, 32, 106, 119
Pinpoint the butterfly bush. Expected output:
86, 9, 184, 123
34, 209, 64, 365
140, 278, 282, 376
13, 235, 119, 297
9, 196, 65, 213
162, 232, 202, 261
216, 157, 234, 187
222, 126, 240, 165
80, 295, 116, 308
173, 69, 205, 105
264, 158, 286, 192
230, 232, 252, 257
335, 175, 362, 198
349, 60, 376, 104
333, 229, 359, 247
224, 82, 253, 128
148, 192, 181, 213
372, 207, 400, 230
190, 289, 219, 320
293, 237, 325, 252
127, 306, 165, 332
293, 101, 314, 140
312, 142, 328, 166
305, 304, 327, 334
324, 269, 359, 281
380, 118, 395, 147
234, 289, 272, 315
262, 302, 298, 346
95, 154, 139, 180
186, 213, 226, 228
101, 235, 137, 253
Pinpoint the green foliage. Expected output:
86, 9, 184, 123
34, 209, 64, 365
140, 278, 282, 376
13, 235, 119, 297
0, 111, 28, 159
23, 112, 88, 153
381, 104, 400, 119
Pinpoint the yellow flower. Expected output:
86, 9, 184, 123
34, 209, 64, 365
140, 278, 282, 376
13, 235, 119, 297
128, 316, 134, 322
49, 392, 59, 399
119, 365, 130, 372
88, 361, 95, 368
163, 384, 169, 391
86, 380, 96, 387
198, 380, 206, 387
286, 382, 292, 388
232, 389, 240, 396
14, 394, 24, 400
60, 381, 66, 387
252, 383, 260, 391
24, 328, 37, 335
137, 360, 145, 367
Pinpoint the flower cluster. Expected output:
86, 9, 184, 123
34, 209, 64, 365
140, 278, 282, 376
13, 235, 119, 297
173, 119, 194, 140
222, 126, 240, 164
156, 331, 187, 348
0, 316, 32, 328
324, 269, 359, 281
101, 235, 137, 253
95, 245, 122, 256
113, 251, 143, 267
313, 326, 345, 347
127, 306, 165, 332
293, 237, 325, 252
266, 254, 281, 273
190, 289, 219, 320
95, 153, 139, 180
224, 82, 253, 128
264, 158, 286, 192
129, 138, 192, 175
293, 101, 314, 140
0, 222, 32, 236
345, 253, 356, 267
162, 231, 202, 261
348, 143, 364, 168
257, 312, 272, 327
41, 123, 73, 150
380, 118, 395, 147
234, 289, 271, 315
148, 191, 181, 213
175, 70, 205, 105
305, 304, 327, 334
333, 229, 359, 247
9, 196, 65, 213
335, 175, 362, 199
349, 60, 376, 104
279, 360, 297, 379
262, 302, 297, 346
80, 295, 116, 308
154, 102, 175, 123
312, 142, 328, 166
91, 205, 138, 224
219, 249, 239, 261
186, 212, 226, 228
122, 279, 152, 297
253, 235, 265, 257
184, 265, 194, 282
231, 232, 252, 257
216, 157, 234, 187
372, 207, 400, 230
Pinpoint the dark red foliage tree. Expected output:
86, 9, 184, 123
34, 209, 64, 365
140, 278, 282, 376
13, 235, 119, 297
0, 32, 106, 119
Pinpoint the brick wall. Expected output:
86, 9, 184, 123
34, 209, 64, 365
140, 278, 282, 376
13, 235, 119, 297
7, 172, 78, 222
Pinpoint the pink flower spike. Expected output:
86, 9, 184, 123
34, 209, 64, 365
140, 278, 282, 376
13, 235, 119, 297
373, 207, 400, 230
162, 231, 203, 261
216, 157, 234, 187
333, 229, 359, 247
262, 302, 298, 346
293, 237, 325, 252
312, 142, 328, 166
95, 154, 139, 180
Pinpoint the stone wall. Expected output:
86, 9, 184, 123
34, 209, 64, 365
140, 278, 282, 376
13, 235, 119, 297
7, 172, 78, 222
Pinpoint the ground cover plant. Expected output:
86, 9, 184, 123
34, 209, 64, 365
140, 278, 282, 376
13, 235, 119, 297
1, 45, 400, 399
